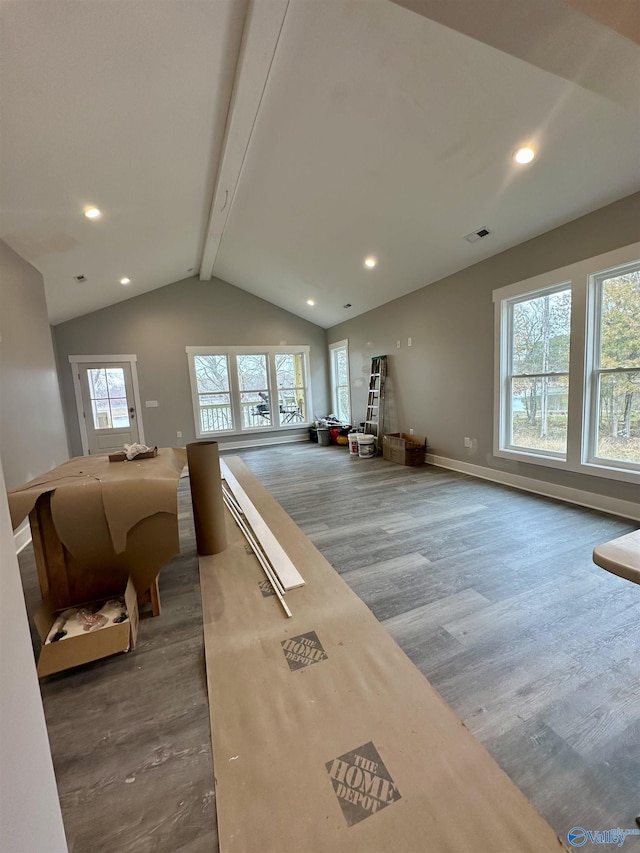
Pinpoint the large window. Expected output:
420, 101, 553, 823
193, 354, 233, 432
275, 353, 307, 426
494, 245, 640, 482
329, 339, 351, 423
237, 353, 270, 431
586, 261, 640, 471
187, 346, 311, 437
506, 285, 571, 458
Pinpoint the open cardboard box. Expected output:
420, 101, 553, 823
33, 575, 139, 678
383, 432, 427, 466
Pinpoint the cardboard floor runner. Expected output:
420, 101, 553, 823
200, 458, 566, 853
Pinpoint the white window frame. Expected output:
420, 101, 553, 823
329, 339, 351, 423
495, 282, 572, 466
494, 242, 640, 484
186, 345, 312, 439
584, 259, 640, 476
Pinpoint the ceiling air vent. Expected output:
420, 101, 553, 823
464, 227, 492, 243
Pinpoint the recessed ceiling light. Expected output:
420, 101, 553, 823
84, 207, 102, 219
120, 277, 131, 285
364, 256, 377, 269
306, 299, 315, 306
513, 146, 535, 165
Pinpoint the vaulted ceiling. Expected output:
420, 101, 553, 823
1, 0, 639, 328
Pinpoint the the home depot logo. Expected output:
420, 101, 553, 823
326, 741, 401, 826
281, 631, 328, 671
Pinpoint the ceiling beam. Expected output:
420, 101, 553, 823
199, 0, 290, 281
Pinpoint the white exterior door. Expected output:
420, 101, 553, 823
76, 361, 140, 455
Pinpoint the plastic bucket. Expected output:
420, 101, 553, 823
357, 434, 376, 458
348, 433, 359, 456
317, 428, 331, 446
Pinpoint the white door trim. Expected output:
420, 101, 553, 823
69, 354, 145, 455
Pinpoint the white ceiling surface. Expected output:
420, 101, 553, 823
1, 1, 639, 329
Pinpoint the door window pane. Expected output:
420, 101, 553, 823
88, 367, 130, 429
194, 355, 233, 432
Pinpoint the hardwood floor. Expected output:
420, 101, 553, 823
18, 443, 640, 851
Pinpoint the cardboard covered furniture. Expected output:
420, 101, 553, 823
8, 447, 186, 675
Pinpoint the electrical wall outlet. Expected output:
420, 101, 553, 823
409, 428, 414, 435
407, 337, 412, 347
396, 340, 401, 348
177, 431, 183, 438
464, 437, 471, 448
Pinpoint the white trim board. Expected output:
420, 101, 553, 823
425, 454, 640, 523
220, 459, 305, 590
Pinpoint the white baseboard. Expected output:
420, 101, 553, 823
218, 434, 310, 452
14, 519, 32, 554
426, 453, 640, 523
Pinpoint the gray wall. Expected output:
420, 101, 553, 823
53, 275, 329, 456
0, 239, 68, 851
0, 240, 69, 487
328, 192, 640, 505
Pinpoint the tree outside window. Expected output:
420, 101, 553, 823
591, 266, 640, 465
275, 353, 306, 425
237, 354, 270, 429
194, 354, 233, 431
509, 287, 571, 455
329, 341, 351, 424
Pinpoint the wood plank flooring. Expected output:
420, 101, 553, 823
17, 443, 640, 852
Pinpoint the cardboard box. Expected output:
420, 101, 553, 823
383, 432, 427, 466
33, 576, 139, 678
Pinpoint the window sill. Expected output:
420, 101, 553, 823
494, 447, 568, 468
579, 460, 640, 485
494, 447, 639, 485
